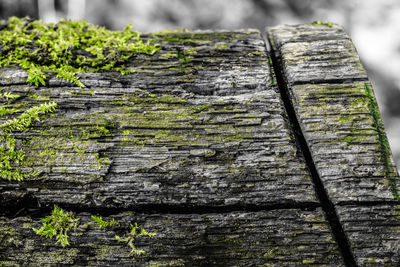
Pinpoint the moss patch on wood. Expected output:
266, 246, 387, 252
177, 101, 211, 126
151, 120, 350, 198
0, 17, 161, 181
364, 83, 399, 200
0, 17, 160, 87
311, 21, 335, 28
0, 101, 57, 181
33, 205, 79, 247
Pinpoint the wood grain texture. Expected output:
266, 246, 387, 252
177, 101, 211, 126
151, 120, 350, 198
268, 24, 368, 85
336, 205, 400, 265
0, 30, 318, 210
0, 29, 343, 265
0, 208, 343, 266
2, 22, 399, 266
268, 23, 400, 266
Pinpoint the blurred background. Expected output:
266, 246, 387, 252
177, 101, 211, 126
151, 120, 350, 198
1, 0, 400, 168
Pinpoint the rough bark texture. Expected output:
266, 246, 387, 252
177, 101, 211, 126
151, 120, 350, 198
268, 23, 400, 266
0, 24, 399, 266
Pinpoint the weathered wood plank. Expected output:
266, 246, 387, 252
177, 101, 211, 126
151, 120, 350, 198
0, 208, 343, 266
268, 24, 368, 85
289, 82, 396, 203
0, 30, 318, 209
0, 28, 338, 265
336, 205, 400, 265
268, 23, 400, 266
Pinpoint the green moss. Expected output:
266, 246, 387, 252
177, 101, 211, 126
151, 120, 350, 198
248, 50, 263, 57
115, 223, 156, 256
364, 83, 399, 200
71, 91, 250, 148
0, 102, 56, 181
94, 244, 128, 261
363, 257, 380, 263
0, 17, 160, 88
0, 17, 158, 182
343, 136, 358, 146
301, 83, 378, 146
311, 21, 334, 28
302, 259, 317, 264
338, 112, 369, 146
175, 48, 197, 72
148, 260, 185, 267
33, 205, 80, 247
0, 225, 17, 244
22, 223, 31, 229
160, 51, 179, 60
0, 89, 21, 116
91, 215, 119, 228
22, 138, 111, 183
114, 99, 250, 147
154, 30, 205, 45
160, 47, 197, 70
0, 90, 20, 101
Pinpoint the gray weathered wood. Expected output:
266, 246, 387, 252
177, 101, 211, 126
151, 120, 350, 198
0, 208, 343, 266
0, 29, 344, 265
336, 205, 400, 265
0, 30, 318, 209
1, 22, 399, 266
268, 23, 400, 266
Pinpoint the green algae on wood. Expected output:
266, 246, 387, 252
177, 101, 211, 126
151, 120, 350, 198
288, 82, 398, 202
0, 17, 160, 88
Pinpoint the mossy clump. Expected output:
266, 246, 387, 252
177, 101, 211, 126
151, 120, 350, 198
0, 17, 160, 87
33, 205, 80, 247
91, 215, 119, 228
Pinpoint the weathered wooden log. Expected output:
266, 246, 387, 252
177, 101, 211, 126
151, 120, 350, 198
0, 19, 399, 266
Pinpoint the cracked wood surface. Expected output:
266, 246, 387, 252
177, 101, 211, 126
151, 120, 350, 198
268, 23, 400, 266
0, 209, 343, 266
0, 29, 336, 266
0, 30, 317, 209
0, 24, 399, 266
